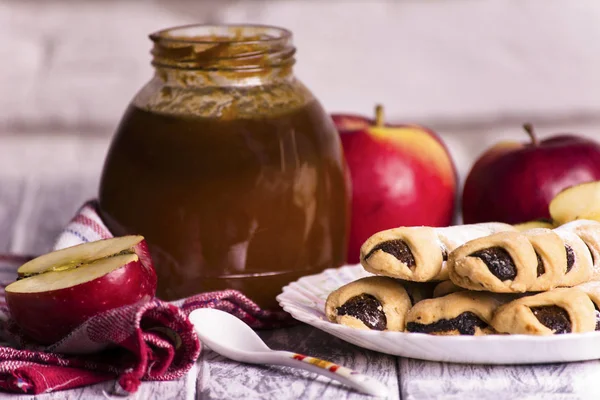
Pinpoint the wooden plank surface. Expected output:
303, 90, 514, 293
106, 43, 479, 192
7, 375, 195, 400
399, 358, 600, 400
197, 324, 399, 400
3, 143, 600, 400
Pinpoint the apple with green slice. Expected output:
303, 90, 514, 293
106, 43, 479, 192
462, 125, 600, 225
6, 235, 157, 345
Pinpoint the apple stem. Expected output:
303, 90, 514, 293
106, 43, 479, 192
375, 104, 385, 127
523, 123, 538, 146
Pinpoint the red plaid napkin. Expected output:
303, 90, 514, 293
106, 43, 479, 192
0, 201, 291, 395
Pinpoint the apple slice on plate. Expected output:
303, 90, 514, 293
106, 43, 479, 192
6, 235, 157, 345
513, 219, 555, 231
549, 181, 600, 225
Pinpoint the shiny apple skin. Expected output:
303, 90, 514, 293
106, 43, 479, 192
7, 257, 157, 345
462, 135, 600, 224
334, 114, 457, 264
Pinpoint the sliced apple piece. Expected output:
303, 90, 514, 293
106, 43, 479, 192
513, 219, 555, 232
6, 235, 157, 345
16, 235, 146, 278
549, 181, 600, 225
581, 211, 600, 222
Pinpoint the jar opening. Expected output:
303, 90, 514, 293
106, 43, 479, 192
149, 24, 295, 71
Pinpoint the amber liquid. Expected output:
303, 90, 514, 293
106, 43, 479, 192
98, 101, 349, 309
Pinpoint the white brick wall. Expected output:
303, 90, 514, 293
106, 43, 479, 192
3, 0, 600, 130
3, 0, 600, 181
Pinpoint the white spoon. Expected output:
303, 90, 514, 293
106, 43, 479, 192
189, 308, 388, 397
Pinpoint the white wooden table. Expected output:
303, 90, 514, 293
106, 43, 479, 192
1, 137, 599, 399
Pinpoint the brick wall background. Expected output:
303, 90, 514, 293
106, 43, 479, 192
2, 0, 600, 191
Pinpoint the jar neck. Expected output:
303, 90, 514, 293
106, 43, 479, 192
154, 64, 294, 88
149, 24, 296, 87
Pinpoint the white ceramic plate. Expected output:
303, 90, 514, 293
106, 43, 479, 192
277, 265, 600, 364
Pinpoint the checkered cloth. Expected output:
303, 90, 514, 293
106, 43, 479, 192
0, 201, 291, 395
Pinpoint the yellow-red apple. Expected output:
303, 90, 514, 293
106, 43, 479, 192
462, 125, 600, 225
333, 105, 457, 264
6, 236, 157, 345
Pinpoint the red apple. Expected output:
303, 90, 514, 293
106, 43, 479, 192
462, 125, 600, 225
6, 236, 157, 345
333, 105, 457, 264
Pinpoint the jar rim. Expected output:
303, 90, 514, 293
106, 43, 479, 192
149, 23, 292, 45
149, 24, 295, 71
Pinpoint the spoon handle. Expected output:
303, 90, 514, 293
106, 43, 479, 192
264, 350, 388, 397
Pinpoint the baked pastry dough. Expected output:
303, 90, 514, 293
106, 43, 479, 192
325, 276, 430, 331
555, 220, 600, 280
448, 227, 593, 293
574, 281, 600, 331
491, 288, 596, 335
360, 223, 516, 282
405, 291, 508, 335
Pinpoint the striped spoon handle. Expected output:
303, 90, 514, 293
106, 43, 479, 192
260, 350, 388, 397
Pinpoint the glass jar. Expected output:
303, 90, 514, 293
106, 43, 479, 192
98, 24, 349, 310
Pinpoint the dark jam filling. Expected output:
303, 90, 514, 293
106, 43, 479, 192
595, 303, 600, 331
536, 252, 545, 277
531, 306, 572, 334
470, 247, 517, 281
565, 245, 575, 273
406, 311, 488, 335
365, 239, 416, 267
336, 294, 387, 330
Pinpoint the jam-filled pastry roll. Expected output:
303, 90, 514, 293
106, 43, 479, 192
524, 227, 593, 290
448, 228, 593, 293
491, 288, 596, 335
405, 291, 507, 335
555, 220, 600, 280
360, 223, 516, 282
325, 277, 434, 331
448, 231, 538, 292
326, 276, 415, 331
552, 226, 594, 286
